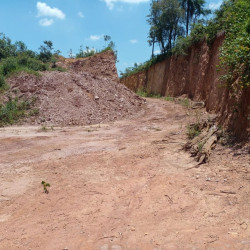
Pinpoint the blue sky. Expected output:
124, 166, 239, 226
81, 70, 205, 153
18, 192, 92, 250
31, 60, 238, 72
0, 0, 222, 74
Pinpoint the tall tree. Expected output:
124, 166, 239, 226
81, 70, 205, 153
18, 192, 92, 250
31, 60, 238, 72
180, 0, 210, 36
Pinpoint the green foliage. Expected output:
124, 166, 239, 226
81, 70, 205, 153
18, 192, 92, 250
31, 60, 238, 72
187, 123, 201, 139
41, 125, 48, 131
76, 46, 96, 58
164, 96, 175, 101
38, 40, 53, 63
0, 33, 16, 60
41, 181, 50, 194
136, 88, 161, 98
75, 36, 117, 60
120, 53, 169, 78
0, 56, 46, 77
124, 0, 249, 93
0, 74, 5, 88
218, 0, 250, 90
147, 0, 185, 54
0, 34, 64, 85
0, 97, 37, 126
50, 66, 67, 72
136, 89, 149, 97
0, 57, 18, 75
171, 36, 192, 55
198, 141, 205, 152
178, 98, 191, 107
180, 0, 210, 36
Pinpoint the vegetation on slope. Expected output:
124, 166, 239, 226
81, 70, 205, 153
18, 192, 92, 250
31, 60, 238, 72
0, 34, 65, 87
74, 35, 118, 62
0, 97, 38, 127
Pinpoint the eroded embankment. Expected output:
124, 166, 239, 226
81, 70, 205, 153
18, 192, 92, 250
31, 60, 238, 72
120, 35, 249, 138
4, 50, 144, 126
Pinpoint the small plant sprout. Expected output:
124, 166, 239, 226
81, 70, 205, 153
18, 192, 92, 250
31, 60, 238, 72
41, 181, 50, 194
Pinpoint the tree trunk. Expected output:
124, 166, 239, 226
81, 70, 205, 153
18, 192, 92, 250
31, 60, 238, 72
151, 38, 155, 58
186, 2, 190, 36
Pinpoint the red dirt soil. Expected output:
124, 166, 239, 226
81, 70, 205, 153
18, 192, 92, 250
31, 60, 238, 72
0, 98, 249, 249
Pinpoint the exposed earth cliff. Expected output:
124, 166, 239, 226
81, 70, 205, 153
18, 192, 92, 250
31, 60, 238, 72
120, 35, 249, 139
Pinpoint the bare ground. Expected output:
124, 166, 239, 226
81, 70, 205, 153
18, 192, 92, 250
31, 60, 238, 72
0, 98, 249, 249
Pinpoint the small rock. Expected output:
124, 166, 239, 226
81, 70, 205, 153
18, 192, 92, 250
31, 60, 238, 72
94, 96, 99, 100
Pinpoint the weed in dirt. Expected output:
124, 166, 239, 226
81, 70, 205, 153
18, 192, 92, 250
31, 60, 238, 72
164, 96, 175, 101
148, 126, 162, 131
187, 123, 201, 139
0, 75, 6, 89
0, 81, 9, 93
219, 130, 236, 147
50, 66, 67, 72
40, 125, 48, 132
136, 88, 161, 98
198, 141, 205, 152
136, 89, 148, 97
178, 98, 191, 108
29, 108, 39, 116
41, 181, 50, 194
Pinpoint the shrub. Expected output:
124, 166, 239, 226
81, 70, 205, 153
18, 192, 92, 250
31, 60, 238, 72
218, 0, 250, 90
187, 123, 201, 139
0, 97, 38, 126
0, 75, 5, 88
1, 57, 18, 75
76, 46, 96, 58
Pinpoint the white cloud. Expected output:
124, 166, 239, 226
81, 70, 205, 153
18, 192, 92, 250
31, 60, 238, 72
39, 18, 54, 26
103, 0, 149, 10
37, 2, 65, 19
90, 35, 102, 41
208, 2, 222, 10
130, 39, 138, 44
78, 11, 84, 18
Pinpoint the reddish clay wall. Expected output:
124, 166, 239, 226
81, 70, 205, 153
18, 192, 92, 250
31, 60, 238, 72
120, 35, 249, 138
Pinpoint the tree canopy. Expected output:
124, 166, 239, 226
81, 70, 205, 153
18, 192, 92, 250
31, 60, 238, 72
147, 0, 210, 55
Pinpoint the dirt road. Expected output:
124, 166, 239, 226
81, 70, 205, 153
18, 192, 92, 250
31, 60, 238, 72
0, 99, 249, 249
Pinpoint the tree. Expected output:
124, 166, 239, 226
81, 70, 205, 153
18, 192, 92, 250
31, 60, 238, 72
0, 33, 16, 60
104, 35, 111, 47
38, 40, 53, 63
68, 49, 74, 58
147, 0, 184, 54
15, 41, 27, 53
180, 0, 210, 36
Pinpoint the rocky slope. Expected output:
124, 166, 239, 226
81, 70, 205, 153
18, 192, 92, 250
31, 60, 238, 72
120, 35, 249, 139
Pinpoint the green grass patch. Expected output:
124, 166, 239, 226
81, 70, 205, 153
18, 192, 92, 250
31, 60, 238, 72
178, 98, 191, 108
187, 123, 201, 139
0, 97, 38, 127
164, 96, 175, 101
136, 88, 161, 98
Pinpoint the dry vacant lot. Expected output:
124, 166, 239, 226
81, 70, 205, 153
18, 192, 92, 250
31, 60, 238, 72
0, 99, 249, 249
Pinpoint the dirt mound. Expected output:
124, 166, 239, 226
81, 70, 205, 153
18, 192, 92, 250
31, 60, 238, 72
58, 50, 119, 82
6, 51, 144, 126
7, 71, 144, 126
